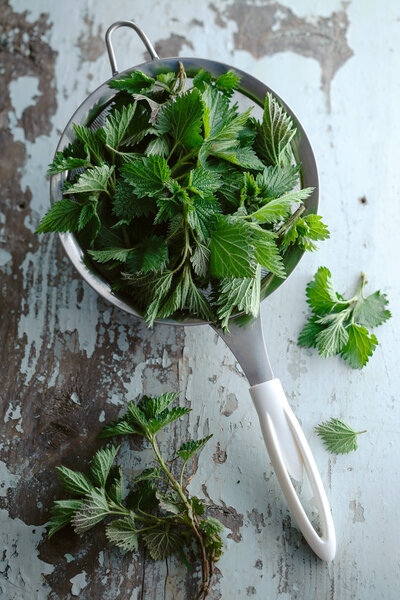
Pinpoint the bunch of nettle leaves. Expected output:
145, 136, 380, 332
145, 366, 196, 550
48, 393, 222, 599
37, 63, 329, 330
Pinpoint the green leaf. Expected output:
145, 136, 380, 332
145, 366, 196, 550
340, 323, 378, 369
227, 146, 264, 170
121, 156, 171, 198
252, 227, 286, 278
99, 418, 142, 438
134, 466, 162, 483
138, 392, 179, 419
190, 241, 210, 278
315, 313, 349, 358
250, 188, 313, 223
156, 490, 183, 515
47, 152, 91, 175
63, 164, 114, 195
177, 434, 213, 462
143, 271, 174, 327
72, 487, 110, 533
157, 71, 175, 86
78, 201, 97, 231
126, 403, 150, 435
315, 418, 366, 454
282, 214, 330, 252
298, 316, 325, 348
56, 466, 94, 496
139, 236, 168, 273
104, 103, 137, 150
190, 167, 223, 196
215, 71, 240, 96
256, 92, 296, 165
354, 291, 391, 328
256, 164, 300, 198
199, 516, 225, 536
191, 497, 206, 516
215, 265, 261, 331
210, 216, 255, 277
89, 446, 119, 488
145, 135, 170, 157
47, 499, 83, 538
305, 266, 342, 314
147, 407, 191, 434
105, 516, 138, 552
35, 199, 82, 233
107, 466, 124, 504
89, 247, 132, 264
156, 89, 203, 147
186, 275, 215, 321
108, 70, 155, 94
113, 179, 156, 220
187, 195, 221, 241
142, 524, 183, 560
73, 124, 104, 164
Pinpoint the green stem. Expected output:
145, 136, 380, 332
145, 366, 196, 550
170, 149, 198, 176
357, 430, 367, 435
276, 204, 306, 237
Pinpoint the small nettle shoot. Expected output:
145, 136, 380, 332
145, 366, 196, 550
315, 418, 367, 454
299, 267, 391, 368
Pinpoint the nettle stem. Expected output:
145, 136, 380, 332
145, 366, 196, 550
150, 434, 213, 599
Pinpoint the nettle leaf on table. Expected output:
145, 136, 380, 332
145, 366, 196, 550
315, 418, 366, 455
299, 267, 391, 369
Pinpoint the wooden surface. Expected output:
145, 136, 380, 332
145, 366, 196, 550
1, 1, 399, 598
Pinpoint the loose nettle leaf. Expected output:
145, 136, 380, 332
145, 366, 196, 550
40, 64, 328, 329
299, 268, 391, 368
315, 418, 366, 455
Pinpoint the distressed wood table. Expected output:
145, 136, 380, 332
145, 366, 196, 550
1, 1, 399, 598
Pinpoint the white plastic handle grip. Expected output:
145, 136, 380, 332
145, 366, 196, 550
250, 378, 336, 562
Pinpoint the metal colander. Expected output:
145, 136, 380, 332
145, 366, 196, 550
48, 21, 335, 562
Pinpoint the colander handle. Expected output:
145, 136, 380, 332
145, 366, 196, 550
105, 21, 159, 76
250, 379, 336, 562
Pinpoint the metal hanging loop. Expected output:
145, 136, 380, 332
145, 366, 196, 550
105, 21, 159, 76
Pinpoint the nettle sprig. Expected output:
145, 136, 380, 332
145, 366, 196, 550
299, 267, 391, 368
38, 64, 329, 331
48, 393, 223, 600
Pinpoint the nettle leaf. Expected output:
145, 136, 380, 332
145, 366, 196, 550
215, 70, 240, 96
113, 179, 156, 220
89, 446, 119, 488
252, 227, 286, 278
315, 313, 349, 358
315, 418, 366, 455
340, 323, 377, 369
210, 216, 255, 278
156, 490, 183, 515
298, 315, 325, 349
250, 187, 313, 223
157, 71, 175, 87
109, 70, 155, 94
138, 392, 179, 419
107, 466, 124, 504
354, 291, 391, 328
126, 403, 150, 434
142, 524, 183, 560
56, 466, 94, 496
190, 241, 210, 278
73, 124, 104, 164
199, 516, 225, 536
72, 488, 110, 533
104, 103, 137, 150
105, 515, 138, 552
64, 165, 114, 195
145, 135, 170, 157
89, 247, 132, 264
215, 265, 261, 331
177, 435, 213, 462
281, 214, 330, 252
143, 271, 174, 327
121, 156, 171, 198
187, 195, 221, 241
186, 275, 215, 321
256, 164, 300, 198
134, 466, 162, 483
156, 89, 203, 147
227, 146, 264, 170
256, 92, 297, 165
190, 167, 223, 196
99, 418, 142, 438
78, 201, 97, 231
35, 199, 82, 233
148, 406, 191, 434
305, 266, 343, 314
47, 152, 91, 175
47, 499, 83, 538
